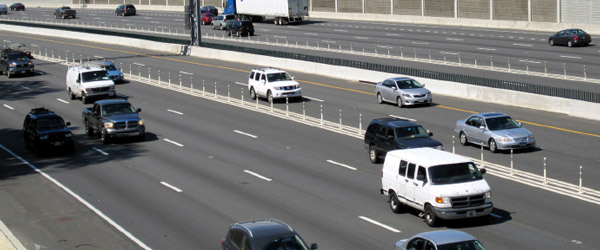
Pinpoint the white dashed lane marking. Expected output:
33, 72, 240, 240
234, 130, 258, 139
477, 47, 497, 51
358, 216, 401, 233
304, 96, 324, 102
3, 104, 14, 110
446, 38, 463, 41
559, 55, 582, 60
412, 42, 429, 45
56, 98, 69, 104
164, 139, 184, 147
513, 43, 533, 47
160, 181, 183, 192
244, 170, 272, 182
92, 147, 109, 156
490, 213, 502, 218
326, 160, 357, 171
167, 109, 183, 115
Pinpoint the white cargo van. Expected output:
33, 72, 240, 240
380, 148, 493, 226
66, 66, 115, 104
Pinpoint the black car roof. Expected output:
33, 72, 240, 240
371, 118, 419, 127
28, 108, 60, 119
232, 219, 294, 239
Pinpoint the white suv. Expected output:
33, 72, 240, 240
248, 68, 302, 103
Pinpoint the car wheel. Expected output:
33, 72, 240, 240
459, 132, 468, 145
424, 205, 438, 227
101, 129, 110, 144
236, 31, 240, 37
85, 122, 94, 136
7, 70, 11, 78
274, 18, 278, 25
249, 87, 257, 100
250, 32, 254, 36
369, 145, 380, 164
376, 93, 383, 104
489, 139, 498, 153
389, 192, 402, 214
62, 14, 66, 19
68, 88, 76, 100
549, 39, 554, 46
397, 96, 404, 108
267, 90, 273, 103
568, 40, 573, 47
115, 12, 118, 16
81, 93, 88, 104
201, 20, 205, 25
211, 24, 215, 30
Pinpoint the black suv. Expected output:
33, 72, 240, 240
364, 118, 443, 163
23, 108, 74, 154
1, 49, 34, 78
115, 4, 136, 16
226, 20, 254, 37
221, 219, 317, 250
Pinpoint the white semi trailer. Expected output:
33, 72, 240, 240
223, 0, 309, 25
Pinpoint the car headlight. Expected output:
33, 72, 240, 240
39, 135, 48, 140
402, 93, 412, 98
435, 197, 450, 204
139, 119, 144, 126
29, 62, 34, 67
485, 192, 492, 199
104, 122, 114, 129
9, 62, 16, 67
65, 133, 73, 137
497, 136, 513, 142
435, 145, 444, 150
528, 135, 535, 140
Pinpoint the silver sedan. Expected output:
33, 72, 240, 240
375, 77, 432, 107
454, 112, 536, 153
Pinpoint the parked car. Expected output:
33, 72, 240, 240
394, 230, 487, 250
23, 108, 74, 155
454, 112, 536, 153
381, 148, 493, 226
0, 49, 34, 77
226, 20, 254, 37
549, 29, 591, 47
200, 5, 218, 16
364, 118, 442, 163
211, 14, 235, 30
66, 65, 116, 104
0, 4, 8, 14
82, 99, 145, 144
9, 3, 25, 11
221, 219, 317, 250
54, 6, 76, 19
376, 77, 432, 107
88, 61, 124, 83
200, 13, 215, 25
115, 4, 136, 16
248, 68, 302, 103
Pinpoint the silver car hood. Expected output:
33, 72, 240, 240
401, 87, 430, 95
493, 127, 532, 138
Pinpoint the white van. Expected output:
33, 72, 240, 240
66, 66, 115, 104
380, 148, 493, 226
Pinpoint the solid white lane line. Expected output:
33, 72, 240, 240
513, 43, 533, 47
92, 147, 109, 156
3, 104, 14, 110
389, 115, 417, 121
358, 216, 401, 233
160, 181, 183, 192
477, 47, 497, 51
167, 109, 183, 115
326, 160, 357, 171
412, 42, 429, 45
20, 85, 30, 90
304, 96, 324, 102
244, 170, 272, 181
0, 144, 152, 250
235, 82, 246, 86
559, 55, 582, 59
446, 38, 463, 41
234, 130, 258, 139
56, 98, 69, 104
490, 213, 502, 218
164, 139, 184, 147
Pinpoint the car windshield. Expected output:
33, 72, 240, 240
485, 116, 520, 131
256, 234, 310, 250
396, 79, 423, 89
7, 54, 29, 61
102, 103, 136, 116
429, 162, 483, 184
437, 240, 487, 250
62, 6, 70, 9
267, 72, 292, 82
571, 29, 586, 35
36, 117, 65, 130
82, 71, 110, 82
395, 125, 429, 139
101, 64, 117, 71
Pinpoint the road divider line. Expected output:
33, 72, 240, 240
389, 115, 417, 121
160, 181, 183, 192
304, 96, 324, 102
513, 43, 533, 47
244, 170, 272, 182
56, 98, 69, 104
326, 160, 357, 170
412, 42, 429, 45
3, 104, 14, 110
385, 33, 401, 37
559, 55, 582, 60
92, 147, 108, 156
490, 213, 502, 218
477, 47, 497, 51
358, 216, 401, 233
518, 59, 542, 64
334, 29, 348, 32
20, 85, 30, 90
167, 109, 183, 115
0, 144, 152, 250
164, 138, 184, 147
133, 63, 145, 66
179, 71, 193, 75
235, 82, 246, 86
446, 38, 463, 41
354, 36, 369, 40
234, 130, 258, 139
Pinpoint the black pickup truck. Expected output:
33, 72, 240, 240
1, 49, 34, 77
82, 99, 145, 144
54, 6, 76, 19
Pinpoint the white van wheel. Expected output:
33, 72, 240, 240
389, 193, 402, 214
250, 87, 257, 100
68, 88, 76, 100
424, 205, 438, 227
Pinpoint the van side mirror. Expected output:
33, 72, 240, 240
480, 168, 486, 175
427, 130, 433, 136
136, 108, 142, 113
260, 79, 266, 84
291, 76, 295, 80
310, 243, 318, 250
518, 122, 523, 127
66, 122, 71, 126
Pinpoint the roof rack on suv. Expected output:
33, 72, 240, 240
29, 107, 53, 115
268, 219, 293, 232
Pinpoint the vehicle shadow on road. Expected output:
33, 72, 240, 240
445, 207, 512, 228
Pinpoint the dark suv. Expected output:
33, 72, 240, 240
364, 118, 443, 163
221, 219, 317, 250
23, 108, 74, 154
1, 49, 34, 77
115, 4, 136, 16
226, 20, 254, 37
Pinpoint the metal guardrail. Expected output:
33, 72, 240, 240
3, 19, 600, 103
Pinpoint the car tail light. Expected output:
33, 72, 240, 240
573, 35, 579, 40
220, 237, 225, 245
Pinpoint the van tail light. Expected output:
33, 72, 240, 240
381, 170, 383, 178
573, 35, 579, 40
221, 237, 225, 245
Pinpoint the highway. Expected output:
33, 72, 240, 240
1, 31, 599, 249
3, 8, 600, 86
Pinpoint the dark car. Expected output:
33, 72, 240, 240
115, 4, 136, 16
23, 108, 74, 155
226, 20, 254, 37
200, 5, 218, 16
54, 6, 76, 19
549, 29, 592, 47
364, 118, 443, 163
1, 49, 34, 77
9, 3, 25, 11
200, 13, 215, 25
221, 219, 317, 250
